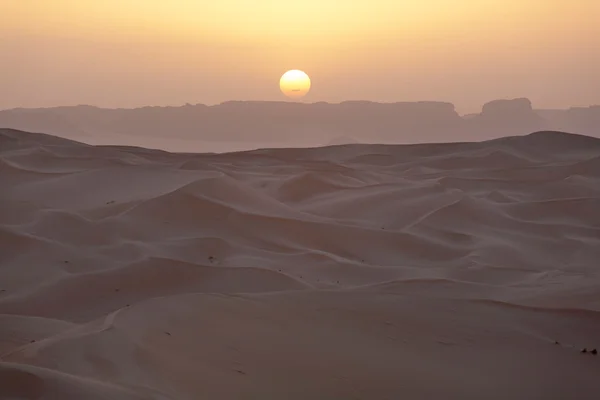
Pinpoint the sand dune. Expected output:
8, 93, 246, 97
1, 128, 600, 399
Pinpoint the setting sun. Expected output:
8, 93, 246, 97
280, 70, 311, 99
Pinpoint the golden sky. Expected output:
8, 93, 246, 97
1, 0, 598, 112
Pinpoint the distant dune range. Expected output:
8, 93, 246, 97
1, 128, 600, 399
1, 98, 599, 152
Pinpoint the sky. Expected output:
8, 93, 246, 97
1, 0, 598, 113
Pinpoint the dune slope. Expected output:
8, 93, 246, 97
1, 128, 600, 399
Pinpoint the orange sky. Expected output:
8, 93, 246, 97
1, 0, 598, 112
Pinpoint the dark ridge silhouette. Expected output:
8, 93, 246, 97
470, 98, 547, 137
3, 128, 598, 157
1, 99, 599, 152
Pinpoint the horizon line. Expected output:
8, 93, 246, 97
2, 99, 599, 115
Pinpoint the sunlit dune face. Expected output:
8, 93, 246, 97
280, 70, 311, 99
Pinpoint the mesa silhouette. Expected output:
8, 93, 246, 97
1, 98, 598, 152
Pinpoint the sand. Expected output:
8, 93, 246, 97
1, 128, 599, 399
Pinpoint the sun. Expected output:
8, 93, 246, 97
279, 70, 311, 99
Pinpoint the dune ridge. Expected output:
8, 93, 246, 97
1, 128, 600, 399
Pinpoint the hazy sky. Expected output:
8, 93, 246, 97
1, 0, 598, 113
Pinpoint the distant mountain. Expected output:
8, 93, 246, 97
0, 99, 598, 151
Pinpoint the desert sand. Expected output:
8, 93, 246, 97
1, 128, 600, 399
